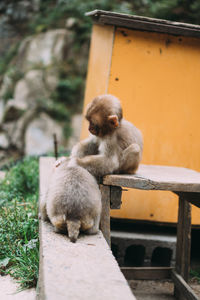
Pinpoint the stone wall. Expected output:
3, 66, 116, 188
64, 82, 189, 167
0, 10, 83, 166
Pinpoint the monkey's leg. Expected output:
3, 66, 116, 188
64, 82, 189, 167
81, 216, 94, 232
50, 215, 66, 233
85, 214, 100, 235
77, 154, 119, 177
120, 143, 141, 174
40, 196, 49, 221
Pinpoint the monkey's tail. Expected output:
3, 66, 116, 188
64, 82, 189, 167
66, 219, 81, 243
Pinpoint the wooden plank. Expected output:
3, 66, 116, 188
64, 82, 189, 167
172, 270, 199, 300
121, 267, 172, 280
99, 15, 200, 38
86, 10, 200, 38
175, 195, 191, 282
100, 185, 111, 246
86, 10, 200, 30
110, 186, 122, 209
103, 165, 200, 193
38, 157, 136, 300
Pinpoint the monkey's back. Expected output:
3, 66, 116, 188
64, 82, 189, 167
46, 160, 101, 220
117, 119, 143, 152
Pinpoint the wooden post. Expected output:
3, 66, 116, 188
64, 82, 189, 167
110, 186, 122, 209
100, 185, 111, 246
174, 193, 191, 298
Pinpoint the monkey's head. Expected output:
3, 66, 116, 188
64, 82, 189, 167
85, 94, 123, 137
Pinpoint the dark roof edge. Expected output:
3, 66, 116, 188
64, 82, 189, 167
86, 10, 200, 38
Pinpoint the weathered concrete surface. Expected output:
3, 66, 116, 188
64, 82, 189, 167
0, 275, 35, 300
38, 222, 136, 300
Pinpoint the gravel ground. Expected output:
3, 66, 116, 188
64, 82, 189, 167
129, 279, 200, 300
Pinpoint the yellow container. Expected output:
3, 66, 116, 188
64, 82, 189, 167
81, 10, 200, 225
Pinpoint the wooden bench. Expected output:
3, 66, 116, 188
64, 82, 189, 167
38, 157, 136, 300
100, 164, 200, 300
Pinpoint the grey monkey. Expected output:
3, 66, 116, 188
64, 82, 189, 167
40, 158, 102, 243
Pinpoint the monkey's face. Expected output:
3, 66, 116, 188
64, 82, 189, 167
87, 114, 119, 137
88, 120, 100, 136
85, 95, 123, 137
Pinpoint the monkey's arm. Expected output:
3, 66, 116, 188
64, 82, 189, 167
71, 136, 99, 158
76, 154, 119, 177
119, 143, 142, 174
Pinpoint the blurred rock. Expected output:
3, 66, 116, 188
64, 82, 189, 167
25, 112, 65, 155
2, 99, 25, 123
0, 74, 13, 98
0, 133, 9, 149
14, 70, 48, 109
3, 108, 38, 153
65, 18, 76, 29
0, 100, 5, 124
0, 16, 80, 162
16, 29, 72, 72
66, 114, 82, 149
6, 1, 33, 21
0, 0, 39, 57
45, 68, 59, 92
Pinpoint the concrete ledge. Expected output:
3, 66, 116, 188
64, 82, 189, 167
38, 157, 136, 300
38, 221, 135, 300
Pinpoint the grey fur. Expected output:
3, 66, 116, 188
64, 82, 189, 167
40, 158, 102, 243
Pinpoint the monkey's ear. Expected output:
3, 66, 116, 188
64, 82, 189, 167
108, 115, 119, 128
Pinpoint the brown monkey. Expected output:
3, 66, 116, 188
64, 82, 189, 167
70, 94, 143, 177
40, 158, 102, 243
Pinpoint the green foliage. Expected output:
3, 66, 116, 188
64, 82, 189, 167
0, 157, 39, 289
191, 269, 200, 282
37, 98, 72, 139
2, 67, 24, 102
0, 43, 19, 76
2, 88, 13, 102
29, 0, 200, 41
37, 98, 71, 122
53, 76, 84, 109
134, 0, 200, 24
29, 0, 133, 42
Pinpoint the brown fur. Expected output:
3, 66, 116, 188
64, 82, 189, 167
71, 94, 143, 177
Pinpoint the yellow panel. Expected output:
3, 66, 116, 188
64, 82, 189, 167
81, 24, 114, 139
108, 28, 200, 224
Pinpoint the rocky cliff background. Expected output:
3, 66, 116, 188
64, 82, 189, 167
0, 0, 199, 166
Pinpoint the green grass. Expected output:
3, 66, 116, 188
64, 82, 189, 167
0, 157, 39, 289
191, 269, 200, 283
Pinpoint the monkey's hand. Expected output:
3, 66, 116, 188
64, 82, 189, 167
54, 156, 67, 168
71, 136, 99, 158
76, 154, 119, 177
